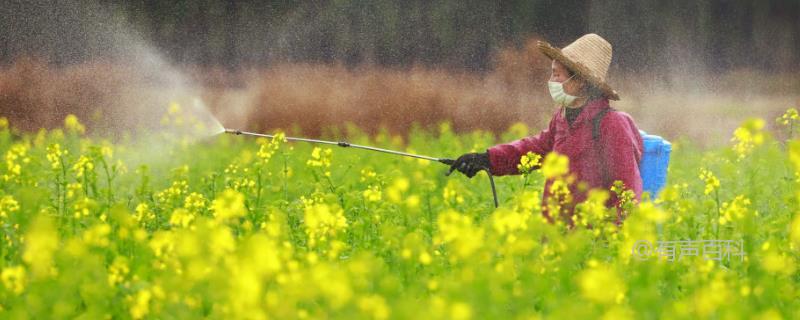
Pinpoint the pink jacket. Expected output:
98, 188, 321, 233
487, 98, 643, 225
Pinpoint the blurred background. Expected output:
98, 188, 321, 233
0, 0, 798, 147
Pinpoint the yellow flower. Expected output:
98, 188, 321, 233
128, 288, 152, 319
637, 200, 669, 223
450, 302, 472, 320
169, 208, 195, 228
730, 118, 766, 160
405, 195, 421, 208
547, 178, 574, 212
443, 181, 465, 205
211, 189, 247, 221
363, 185, 382, 202
308, 264, 352, 309
517, 151, 542, 174
149, 231, 175, 258
419, 251, 432, 265
168, 101, 181, 115
508, 122, 529, 138
791, 212, 800, 248
491, 208, 530, 235
754, 309, 783, 320
434, 210, 483, 260
100, 145, 113, 159
73, 197, 96, 219
108, 257, 130, 286
133, 203, 154, 224
232, 178, 256, 192
761, 251, 796, 275
0, 117, 8, 130
386, 177, 409, 203
718, 195, 752, 225
155, 180, 189, 204
82, 223, 112, 247
3, 143, 30, 182
699, 168, 720, 196
776, 107, 799, 126
1, 266, 26, 294
602, 306, 635, 320
46, 143, 67, 170
224, 163, 239, 174
357, 295, 391, 320
115, 159, 128, 175
22, 216, 58, 278
0, 195, 20, 220
304, 203, 347, 247
689, 273, 731, 317
307, 147, 333, 176
360, 168, 378, 182
610, 180, 635, 210
183, 192, 207, 213
64, 114, 86, 134
574, 189, 613, 230
207, 222, 236, 257
790, 140, 800, 174
256, 132, 285, 163
72, 155, 94, 178
577, 264, 626, 304
541, 152, 569, 178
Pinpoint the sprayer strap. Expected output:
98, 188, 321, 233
592, 107, 615, 186
592, 108, 613, 141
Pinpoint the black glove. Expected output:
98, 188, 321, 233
447, 152, 491, 178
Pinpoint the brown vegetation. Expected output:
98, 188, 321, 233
1, 38, 797, 147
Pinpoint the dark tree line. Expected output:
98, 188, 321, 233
1, 0, 799, 73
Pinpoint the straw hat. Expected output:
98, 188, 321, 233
537, 33, 620, 100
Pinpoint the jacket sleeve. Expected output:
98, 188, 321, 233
599, 113, 644, 214
486, 114, 557, 176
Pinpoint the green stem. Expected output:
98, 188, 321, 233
211, 173, 218, 199
714, 188, 721, 239
324, 174, 345, 209
255, 167, 263, 212
100, 157, 113, 207
82, 171, 88, 198
283, 153, 289, 203
425, 193, 433, 240
58, 156, 68, 226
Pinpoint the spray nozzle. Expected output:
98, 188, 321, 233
224, 128, 242, 135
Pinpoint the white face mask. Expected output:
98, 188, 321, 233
548, 74, 578, 107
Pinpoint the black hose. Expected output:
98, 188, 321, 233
440, 158, 498, 208
487, 171, 498, 208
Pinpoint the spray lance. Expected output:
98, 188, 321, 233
224, 128, 499, 208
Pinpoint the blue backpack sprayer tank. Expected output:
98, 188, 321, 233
638, 130, 672, 200
591, 108, 672, 201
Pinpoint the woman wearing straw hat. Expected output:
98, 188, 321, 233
449, 33, 644, 226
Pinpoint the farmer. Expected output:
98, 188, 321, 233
449, 33, 644, 226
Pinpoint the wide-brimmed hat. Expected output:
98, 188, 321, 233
537, 33, 620, 100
